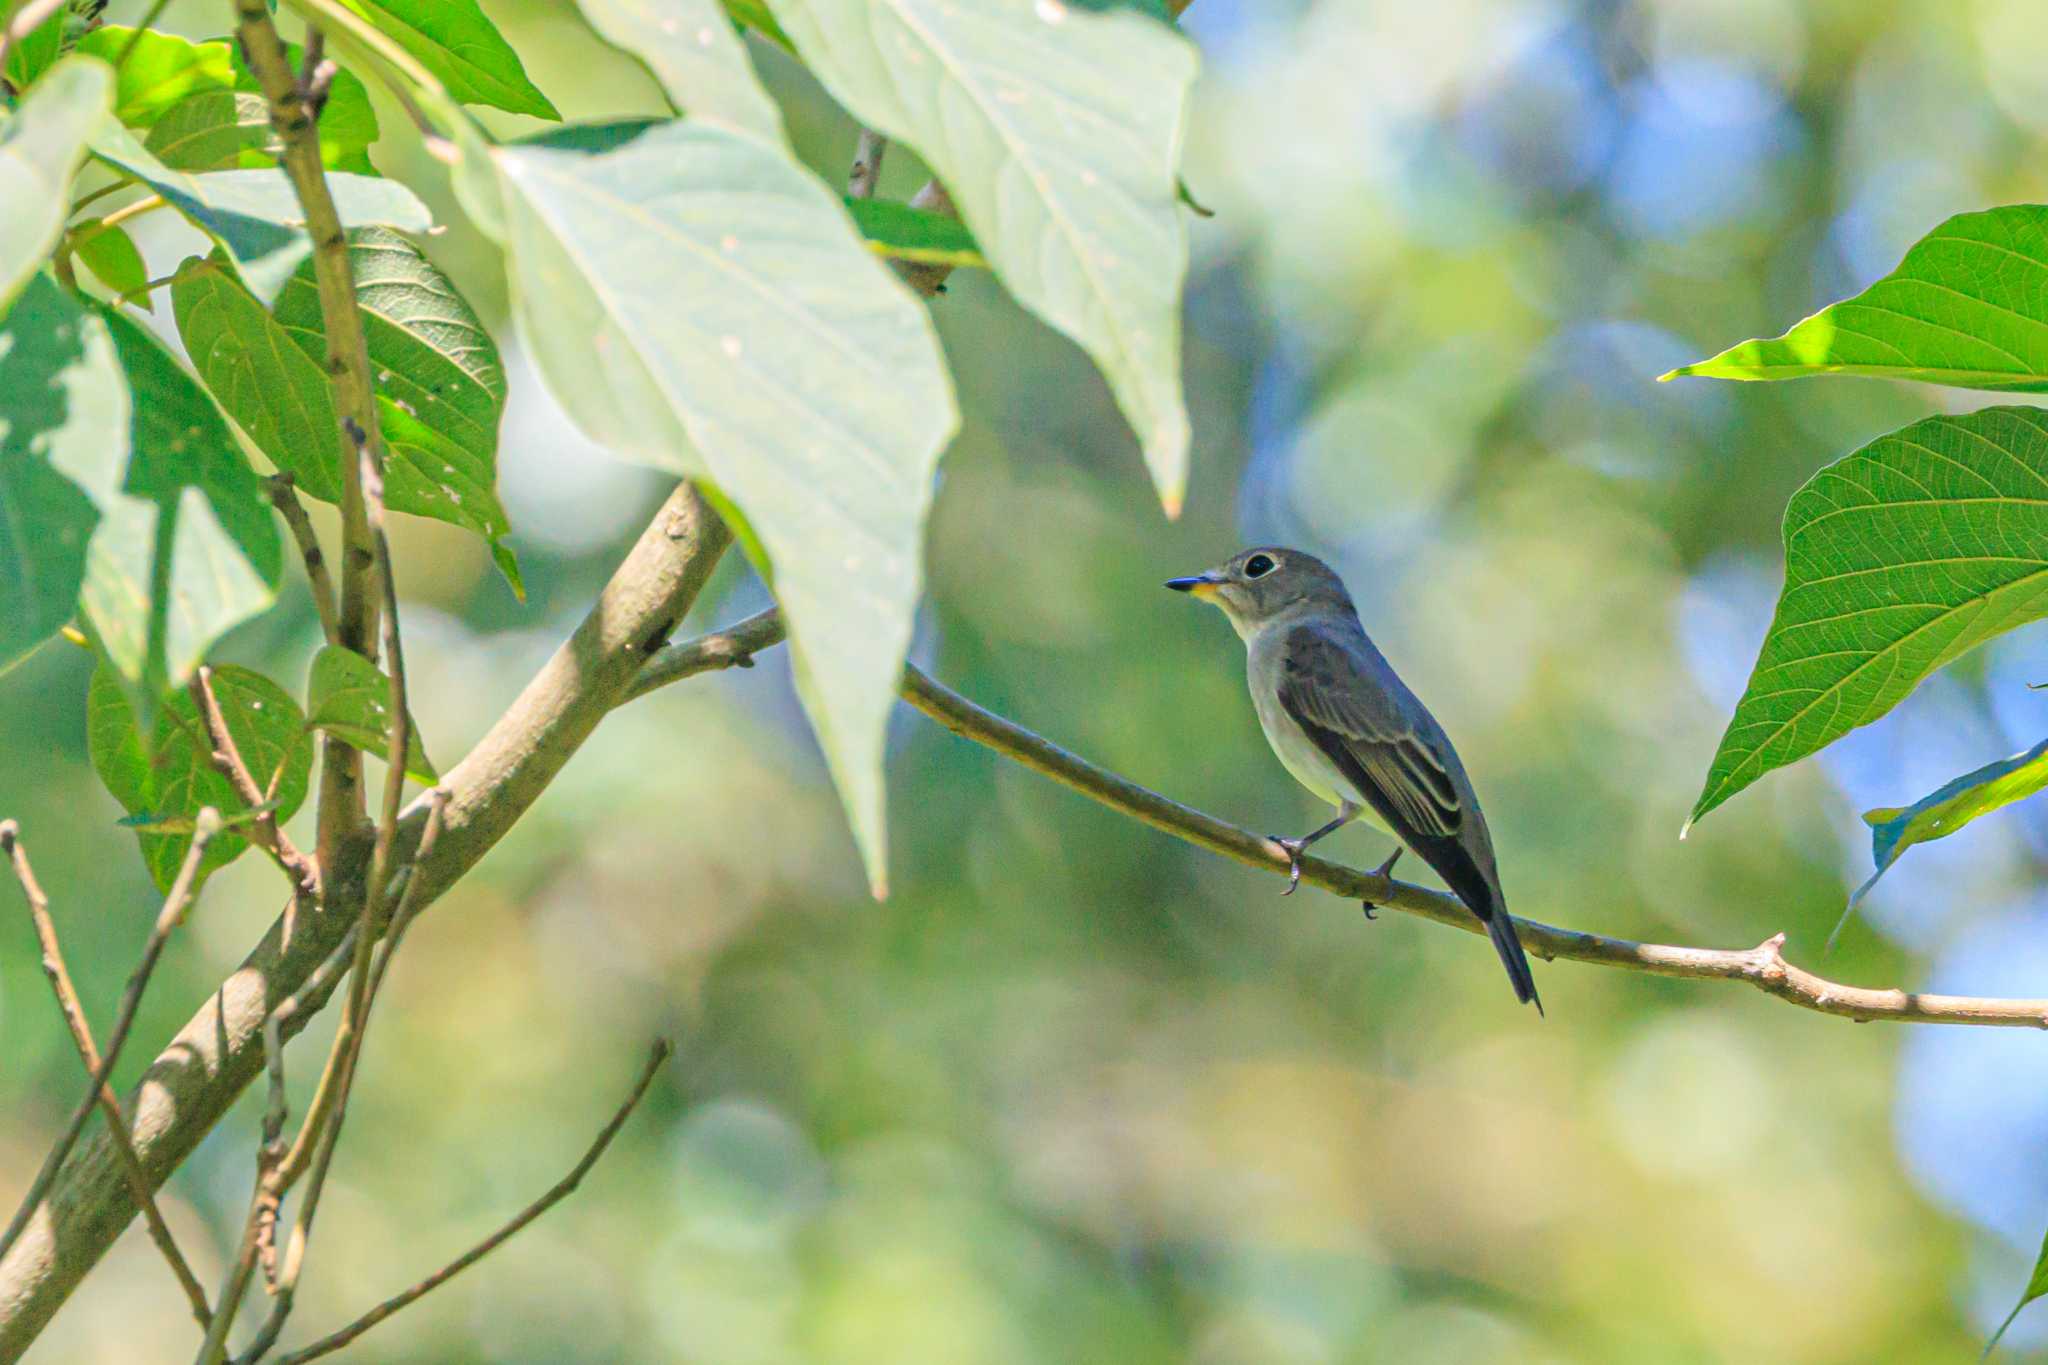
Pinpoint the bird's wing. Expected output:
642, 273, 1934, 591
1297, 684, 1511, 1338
1278, 622, 1538, 1008
1275, 623, 1462, 838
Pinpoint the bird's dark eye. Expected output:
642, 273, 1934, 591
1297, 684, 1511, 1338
1243, 553, 1275, 579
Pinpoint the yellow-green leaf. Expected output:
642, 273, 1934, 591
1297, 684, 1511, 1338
1664, 206, 2048, 391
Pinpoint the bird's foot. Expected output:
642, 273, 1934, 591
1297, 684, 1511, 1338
1267, 835, 1307, 895
1361, 848, 1402, 920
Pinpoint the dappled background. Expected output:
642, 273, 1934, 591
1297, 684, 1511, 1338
6, 0, 2048, 1359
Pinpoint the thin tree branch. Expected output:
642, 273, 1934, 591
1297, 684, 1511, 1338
0, 811, 221, 1272
265, 475, 339, 646
189, 665, 321, 902
231, 788, 438, 1365
254, 1018, 288, 1292
848, 128, 887, 200
0, 485, 732, 1359
210, 444, 425, 1361
623, 607, 782, 702
232, 0, 381, 870
631, 612, 2048, 1030
265, 1040, 672, 1365
0, 823, 212, 1329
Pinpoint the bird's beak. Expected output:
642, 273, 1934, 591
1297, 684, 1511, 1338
1165, 573, 1222, 600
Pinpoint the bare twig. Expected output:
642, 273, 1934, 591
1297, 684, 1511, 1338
0, 823, 212, 1328
234, 790, 449, 1363
848, 128, 887, 199
265, 475, 339, 645
208, 429, 422, 1365
254, 1018, 288, 1292
189, 665, 321, 901
623, 607, 783, 702
893, 180, 958, 298
361, 788, 452, 1007
0, 0, 65, 76
266, 1040, 673, 1365
628, 613, 2048, 1030
0, 811, 220, 1271
232, 0, 382, 869
0, 485, 733, 1355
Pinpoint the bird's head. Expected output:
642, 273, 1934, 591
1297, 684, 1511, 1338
1166, 547, 1353, 634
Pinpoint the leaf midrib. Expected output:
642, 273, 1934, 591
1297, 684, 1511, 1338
1705, 562, 2048, 809
873, 0, 1156, 425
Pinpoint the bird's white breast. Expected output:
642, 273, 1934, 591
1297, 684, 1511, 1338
1245, 625, 1388, 831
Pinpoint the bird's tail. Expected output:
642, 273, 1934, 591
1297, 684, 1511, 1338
1488, 908, 1543, 1016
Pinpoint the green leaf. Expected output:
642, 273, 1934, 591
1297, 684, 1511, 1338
1665, 206, 2048, 390
767, 0, 1195, 513
1988, 1223, 2048, 1359
1069, 0, 1172, 20
575, 0, 783, 141
267, 228, 519, 590
0, 57, 111, 316
720, 0, 793, 51
0, 274, 121, 675
73, 28, 234, 126
89, 122, 430, 304
173, 256, 519, 580
271, 226, 506, 486
304, 643, 436, 781
65, 308, 281, 705
1688, 407, 2048, 828
339, 0, 557, 119
844, 197, 987, 271
2, 5, 65, 91
76, 31, 377, 172
141, 88, 264, 171
88, 659, 310, 890
71, 216, 149, 305
1844, 736, 2048, 923
488, 119, 958, 893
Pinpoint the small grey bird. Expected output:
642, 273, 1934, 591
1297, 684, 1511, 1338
1168, 547, 1540, 1012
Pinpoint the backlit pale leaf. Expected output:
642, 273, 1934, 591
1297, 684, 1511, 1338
489, 119, 958, 892
575, 0, 784, 141
90, 122, 429, 304
0, 274, 120, 675
767, 0, 1195, 511
0, 58, 112, 316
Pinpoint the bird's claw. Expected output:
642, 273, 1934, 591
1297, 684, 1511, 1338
1361, 848, 1402, 921
1268, 836, 1305, 895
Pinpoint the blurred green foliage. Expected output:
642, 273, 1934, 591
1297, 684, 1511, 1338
8, 0, 2048, 1361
